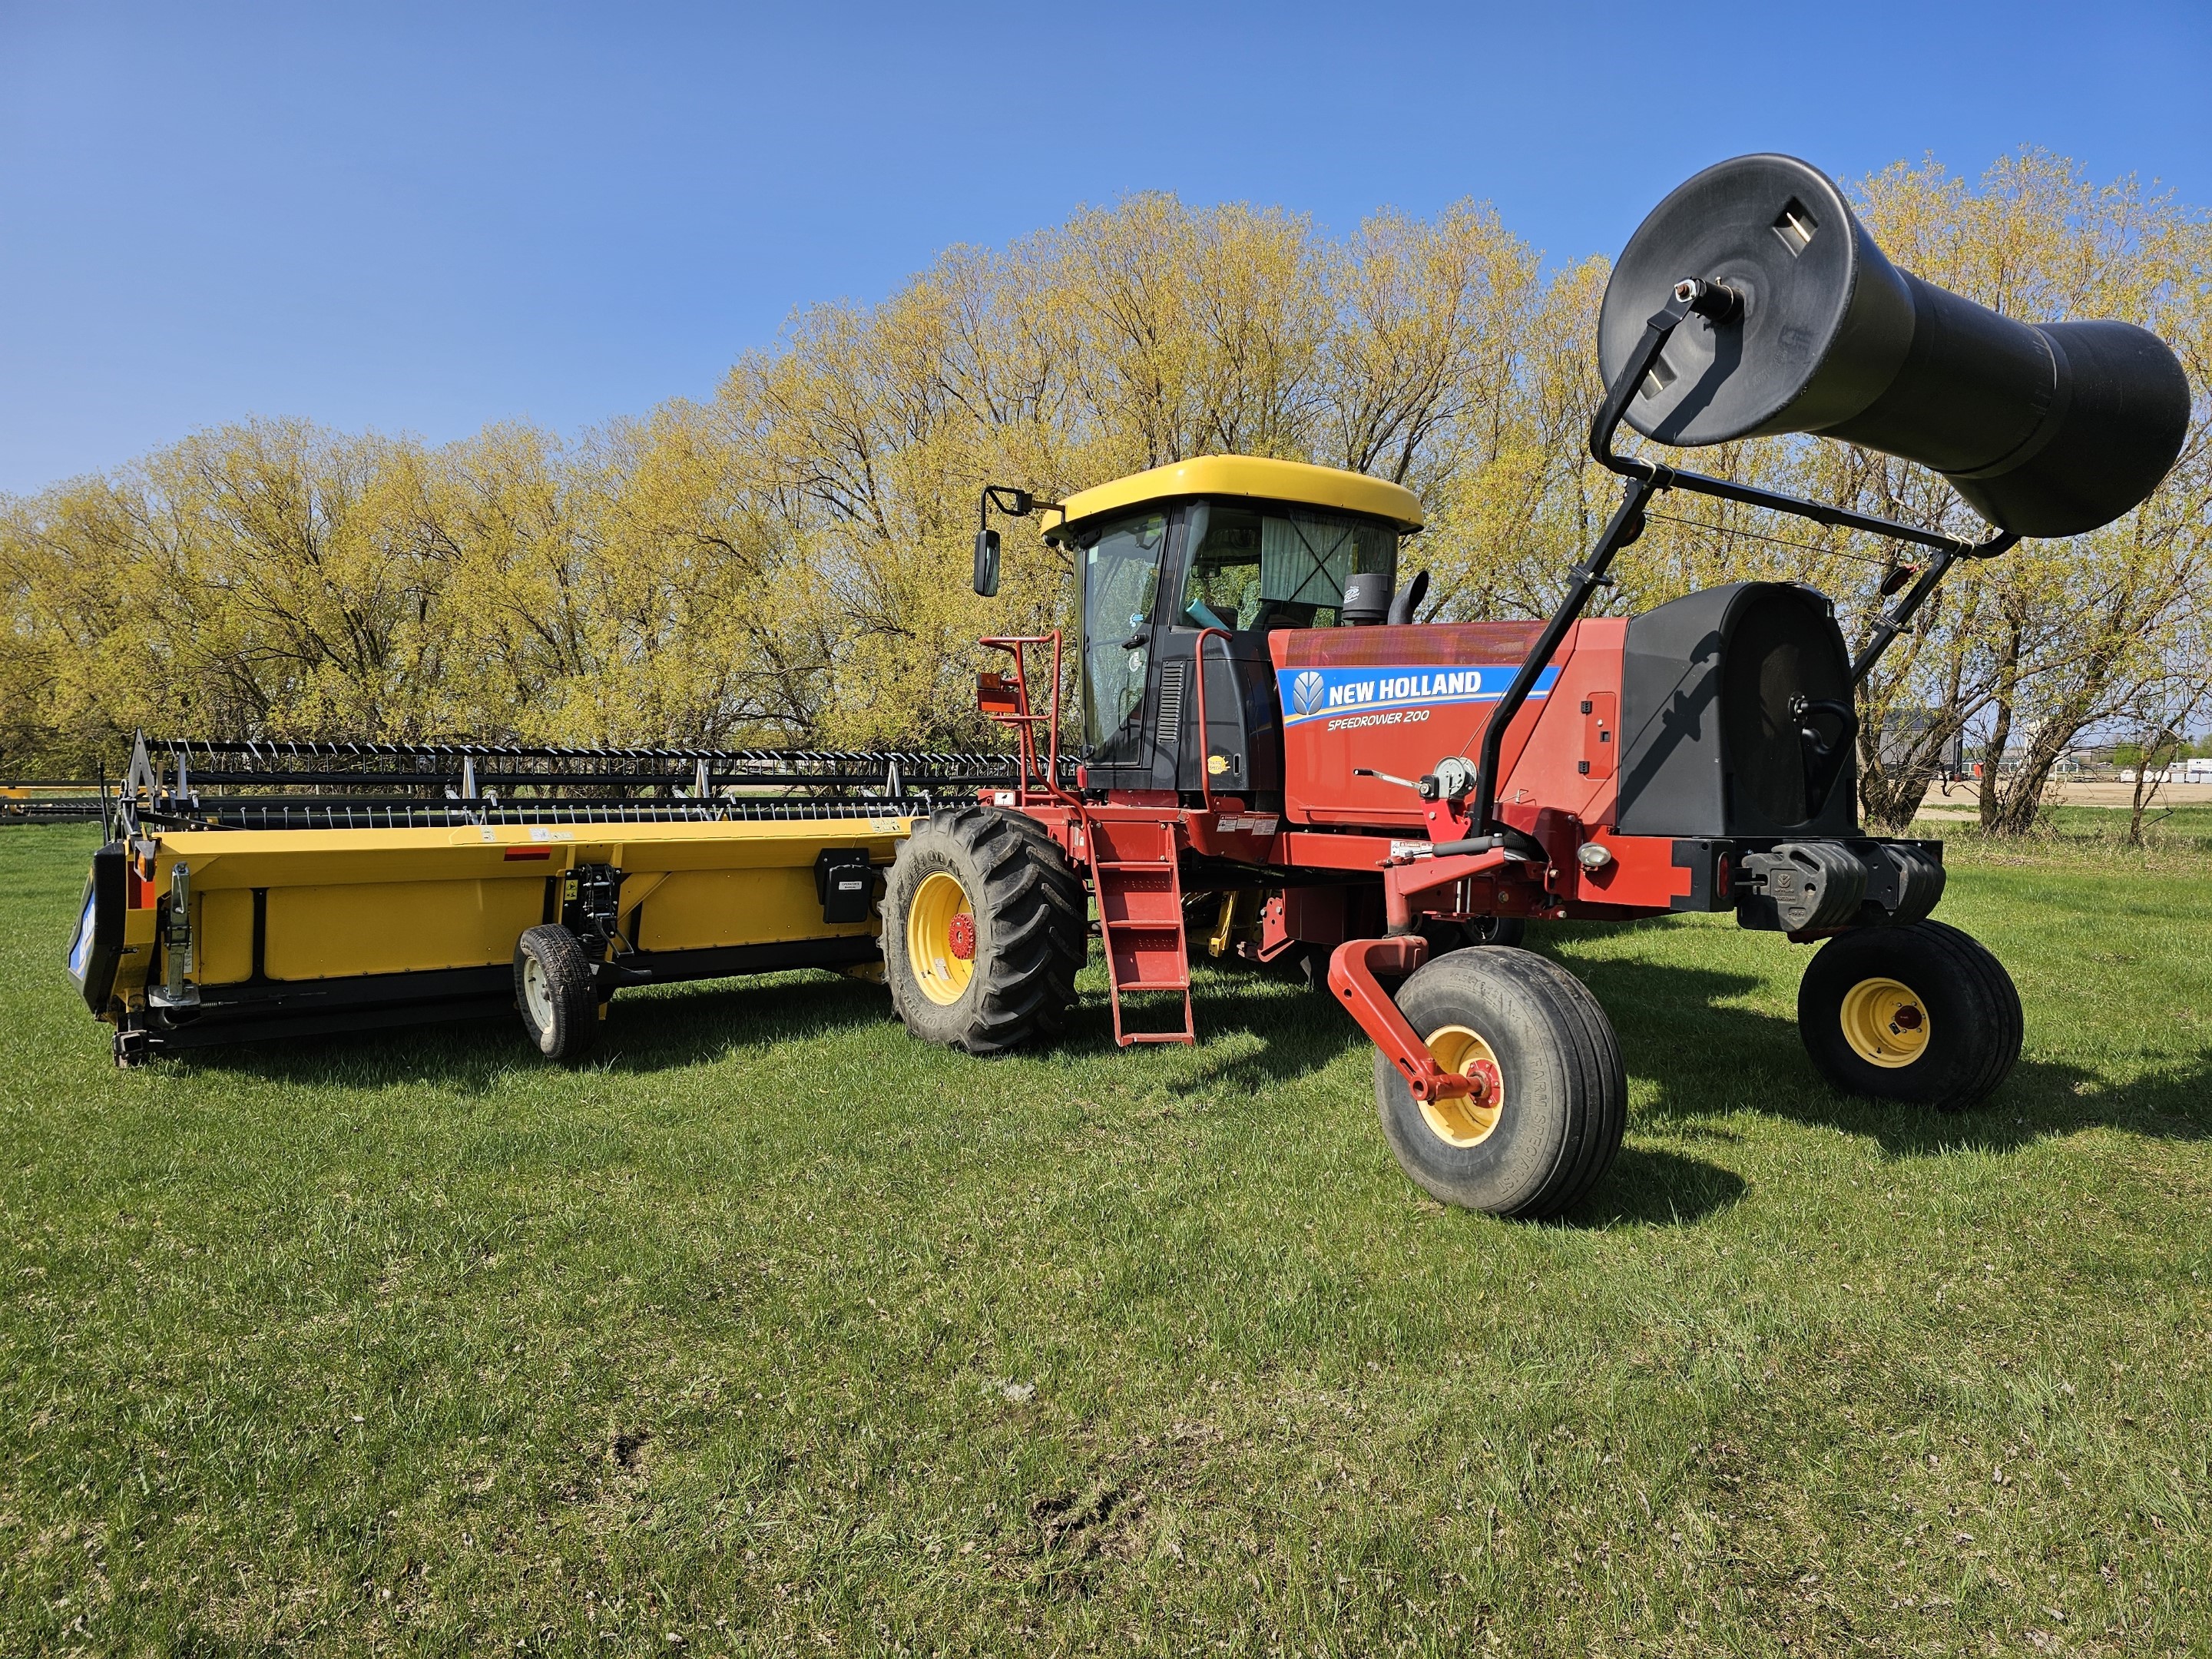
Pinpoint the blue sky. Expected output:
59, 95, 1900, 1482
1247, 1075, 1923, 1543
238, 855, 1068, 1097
3, 0, 2207, 495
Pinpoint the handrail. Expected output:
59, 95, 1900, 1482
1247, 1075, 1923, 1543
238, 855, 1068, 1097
1189, 626, 1233, 813
979, 632, 1078, 807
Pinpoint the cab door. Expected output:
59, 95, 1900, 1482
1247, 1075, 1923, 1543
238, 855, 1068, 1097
1076, 507, 1177, 790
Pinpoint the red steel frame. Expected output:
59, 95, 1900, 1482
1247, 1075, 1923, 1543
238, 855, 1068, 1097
975, 625, 1710, 1101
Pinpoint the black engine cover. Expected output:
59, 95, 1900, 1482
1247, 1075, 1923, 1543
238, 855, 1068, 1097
1616, 581, 1858, 839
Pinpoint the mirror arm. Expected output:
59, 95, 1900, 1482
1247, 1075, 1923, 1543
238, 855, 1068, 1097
973, 484, 1068, 598
979, 484, 1061, 528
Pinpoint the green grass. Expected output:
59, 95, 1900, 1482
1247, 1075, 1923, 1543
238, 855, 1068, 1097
2, 825, 2208, 1656
1915, 804, 2212, 859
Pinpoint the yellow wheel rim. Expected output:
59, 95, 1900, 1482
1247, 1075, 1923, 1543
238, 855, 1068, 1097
1839, 975, 1930, 1068
1417, 1025, 1506, 1147
906, 871, 976, 1006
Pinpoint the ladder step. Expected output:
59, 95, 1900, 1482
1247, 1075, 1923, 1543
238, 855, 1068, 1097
1082, 810, 1197, 1048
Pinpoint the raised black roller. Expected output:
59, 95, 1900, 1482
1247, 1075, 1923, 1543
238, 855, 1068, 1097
1598, 154, 2190, 538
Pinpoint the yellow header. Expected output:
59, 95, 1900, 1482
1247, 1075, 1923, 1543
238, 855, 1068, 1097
1048, 455, 1424, 538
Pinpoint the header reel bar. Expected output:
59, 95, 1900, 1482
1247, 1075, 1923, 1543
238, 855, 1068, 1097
118, 735, 1040, 833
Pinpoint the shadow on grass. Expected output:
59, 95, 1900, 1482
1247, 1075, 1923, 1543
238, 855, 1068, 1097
1565, 1144, 1749, 1228
1554, 940, 2212, 1157
170, 927, 2207, 1214
180, 967, 902, 1092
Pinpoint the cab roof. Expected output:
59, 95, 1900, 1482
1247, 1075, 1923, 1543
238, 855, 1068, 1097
1047, 455, 1424, 540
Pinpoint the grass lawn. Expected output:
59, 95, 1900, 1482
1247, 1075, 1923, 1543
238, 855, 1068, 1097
2, 822, 2207, 1656
1916, 802, 2212, 857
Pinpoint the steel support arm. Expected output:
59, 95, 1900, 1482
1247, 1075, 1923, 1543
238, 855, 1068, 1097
1469, 474, 1657, 836
1471, 275, 2023, 834
1848, 531, 2018, 683
1468, 284, 1699, 836
1327, 936, 1473, 1102
1382, 846, 1512, 936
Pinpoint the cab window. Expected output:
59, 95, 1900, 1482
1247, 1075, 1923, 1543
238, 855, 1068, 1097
1178, 501, 1396, 631
1080, 510, 1168, 748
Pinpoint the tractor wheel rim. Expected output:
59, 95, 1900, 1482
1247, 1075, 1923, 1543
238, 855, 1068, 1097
908, 871, 977, 1006
522, 953, 555, 1030
1418, 1024, 1506, 1147
1840, 975, 1929, 1068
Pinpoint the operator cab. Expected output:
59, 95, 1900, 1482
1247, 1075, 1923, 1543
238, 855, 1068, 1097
1042, 456, 1423, 803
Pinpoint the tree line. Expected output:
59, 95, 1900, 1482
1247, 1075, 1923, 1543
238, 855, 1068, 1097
3, 152, 2205, 833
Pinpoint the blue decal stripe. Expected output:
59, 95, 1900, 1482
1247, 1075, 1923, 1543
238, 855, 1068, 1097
1277, 664, 1558, 725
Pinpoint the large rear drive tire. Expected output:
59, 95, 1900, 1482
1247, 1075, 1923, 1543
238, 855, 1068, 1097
514, 925, 600, 1061
885, 806, 1086, 1055
1798, 919, 2021, 1111
1373, 946, 1625, 1219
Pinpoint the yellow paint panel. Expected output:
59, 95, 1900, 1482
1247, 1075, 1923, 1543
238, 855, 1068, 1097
634, 867, 870, 952
150, 815, 914, 882
1051, 454, 1423, 538
196, 889, 255, 986
265, 878, 547, 980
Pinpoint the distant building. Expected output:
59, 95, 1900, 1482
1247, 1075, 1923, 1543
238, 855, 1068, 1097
1875, 707, 1965, 774
2121, 757, 2212, 784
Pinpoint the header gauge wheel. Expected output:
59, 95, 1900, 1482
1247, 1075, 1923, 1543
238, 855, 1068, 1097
514, 925, 600, 1062
885, 806, 1084, 1055
1798, 919, 2021, 1111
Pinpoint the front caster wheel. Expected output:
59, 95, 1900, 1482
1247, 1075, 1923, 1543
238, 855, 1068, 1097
1373, 947, 1625, 1220
514, 925, 601, 1061
1797, 919, 2021, 1111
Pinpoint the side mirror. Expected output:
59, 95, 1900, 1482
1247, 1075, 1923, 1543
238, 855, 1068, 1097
972, 528, 1001, 598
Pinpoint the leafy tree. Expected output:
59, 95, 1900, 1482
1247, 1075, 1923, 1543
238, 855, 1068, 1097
2, 154, 2204, 849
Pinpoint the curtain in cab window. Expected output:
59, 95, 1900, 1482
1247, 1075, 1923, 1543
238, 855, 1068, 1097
1180, 505, 1399, 633
1260, 512, 1395, 609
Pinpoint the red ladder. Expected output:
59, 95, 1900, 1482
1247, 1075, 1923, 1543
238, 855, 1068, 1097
1084, 814, 1194, 1046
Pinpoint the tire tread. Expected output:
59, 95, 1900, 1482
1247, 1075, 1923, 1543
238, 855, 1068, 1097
513, 924, 599, 1062
1798, 919, 2020, 1111
886, 806, 1085, 1055
1373, 945, 1625, 1220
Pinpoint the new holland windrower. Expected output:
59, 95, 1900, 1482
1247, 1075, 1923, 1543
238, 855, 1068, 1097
889, 153, 2191, 1218
66, 154, 2193, 1225
68, 738, 1018, 1065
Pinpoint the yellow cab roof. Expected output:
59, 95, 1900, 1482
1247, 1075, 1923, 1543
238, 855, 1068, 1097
1047, 454, 1423, 539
